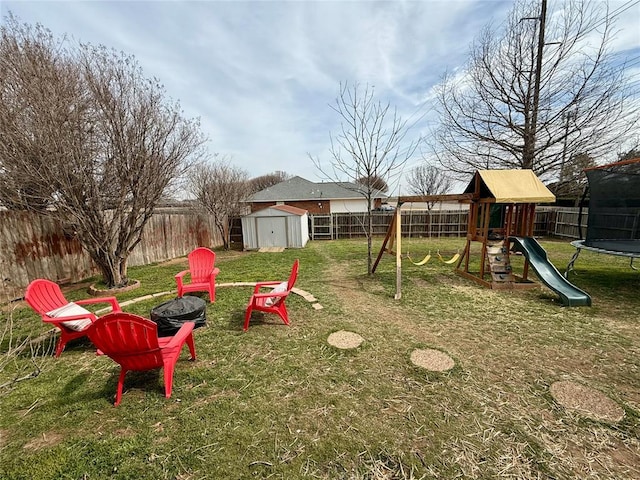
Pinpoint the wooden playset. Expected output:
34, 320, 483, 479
457, 169, 556, 290
374, 169, 557, 299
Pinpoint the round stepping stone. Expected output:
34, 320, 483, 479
327, 330, 364, 349
410, 348, 454, 372
550, 380, 624, 423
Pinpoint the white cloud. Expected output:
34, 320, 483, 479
2, 0, 637, 185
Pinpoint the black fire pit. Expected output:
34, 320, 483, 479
150, 295, 207, 337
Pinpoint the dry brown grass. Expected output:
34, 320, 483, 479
2, 239, 638, 479
550, 380, 625, 422
321, 244, 640, 479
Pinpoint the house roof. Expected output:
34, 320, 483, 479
464, 170, 556, 203
250, 176, 387, 202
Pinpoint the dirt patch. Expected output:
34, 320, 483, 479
550, 380, 624, 423
410, 348, 455, 371
410, 278, 432, 289
159, 252, 246, 267
23, 431, 64, 451
327, 330, 364, 349
450, 283, 499, 299
321, 258, 448, 348
114, 426, 137, 438
159, 257, 188, 266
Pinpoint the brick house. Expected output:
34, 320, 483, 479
249, 176, 388, 214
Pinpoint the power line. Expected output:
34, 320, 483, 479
623, 56, 640, 68
580, 0, 640, 33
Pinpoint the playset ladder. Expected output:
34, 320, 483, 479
486, 239, 514, 285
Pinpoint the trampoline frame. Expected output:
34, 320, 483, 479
565, 240, 639, 277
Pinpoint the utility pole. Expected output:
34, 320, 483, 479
523, 0, 547, 170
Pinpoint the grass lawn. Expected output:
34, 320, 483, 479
1, 237, 639, 479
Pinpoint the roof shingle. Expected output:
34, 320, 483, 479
250, 176, 387, 202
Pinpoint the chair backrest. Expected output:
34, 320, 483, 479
188, 247, 216, 283
86, 312, 162, 369
264, 259, 300, 308
25, 279, 68, 315
287, 259, 300, 291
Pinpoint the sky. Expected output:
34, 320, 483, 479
2, 0, 639, 195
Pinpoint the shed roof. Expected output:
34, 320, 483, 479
464, 170, 556, 203
271, 204, 308, 215
244, 204, 308, 217
251, 176, 387, 202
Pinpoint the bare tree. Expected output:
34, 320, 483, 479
430, 0, 638, 182
549, 152, 595, 201
189, 157, 250, 250
310, 82, 418, 274
0, 16, 206, 287
249, 171, 291, 194
406, 164, 453, 210
618, 146, 640, 162
0, 279, 55, 393
0, 17, 77, 212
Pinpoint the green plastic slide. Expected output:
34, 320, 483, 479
509, 237, 592, 307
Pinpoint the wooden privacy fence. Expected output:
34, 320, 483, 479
0, 206, 589, 299
0, 209, 223, 300
309, 211, 465, 240
552, 208, 588, 238
310, 208, 561, 240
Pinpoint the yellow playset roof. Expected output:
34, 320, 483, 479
464, 169, 556, 203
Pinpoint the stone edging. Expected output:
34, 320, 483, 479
95, 283, 322, 314
87, 280, 141, 296
217, 282, 323, 310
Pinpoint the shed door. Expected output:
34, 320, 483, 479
257, 217, 287, 247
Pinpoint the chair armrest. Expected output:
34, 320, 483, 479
252, 281, 281, 293
211, 267, 220, 277
175, 270, 189, 289
164, 321, 195, 349
76, 297, 121, 312
43, 312, 97, 324
252, 291, 289, 300
175, 270, 189, 280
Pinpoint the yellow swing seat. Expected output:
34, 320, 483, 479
437, 250, 460, 264
407, 252, 431, 266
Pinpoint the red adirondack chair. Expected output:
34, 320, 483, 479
244, 259, 299, 331
175, 247, 220, 302
85, 312, 197, 406
24, 279, 121, 357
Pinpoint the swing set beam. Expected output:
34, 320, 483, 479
372, 194, 474, 299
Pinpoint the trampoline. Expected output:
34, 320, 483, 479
565, 240, 639, 276
565, 158, 640, 276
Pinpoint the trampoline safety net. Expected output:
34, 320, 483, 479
585, 158, 640, 254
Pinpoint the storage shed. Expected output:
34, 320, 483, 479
241, 205, 309, 250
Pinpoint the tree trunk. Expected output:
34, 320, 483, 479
214, 217, 229, 250
92, 253, 127, 288
367, 208, 373, 275
224, 218, 233, 250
